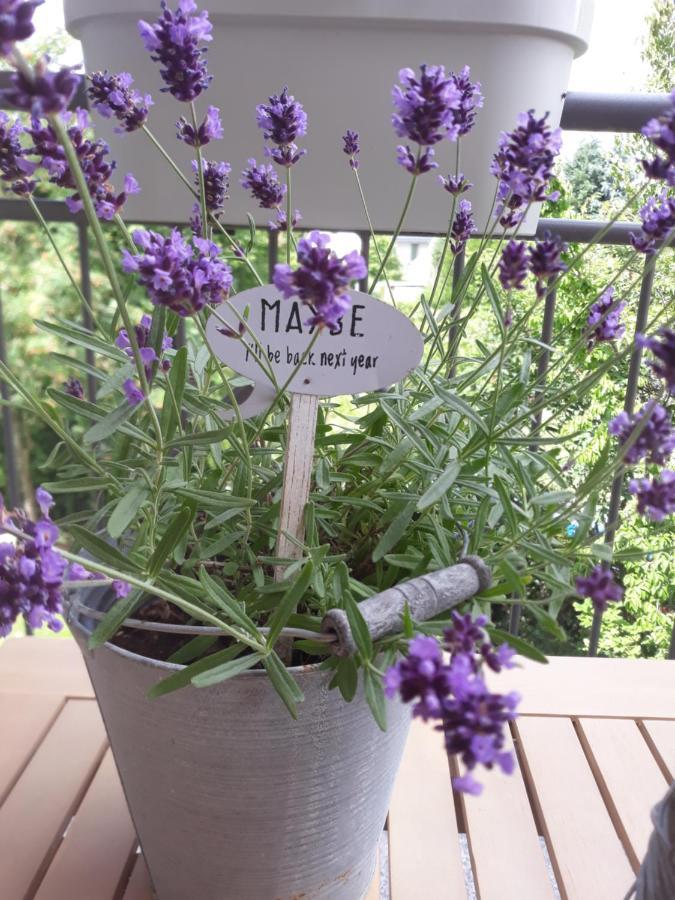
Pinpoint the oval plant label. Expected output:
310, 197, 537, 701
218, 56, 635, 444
206, 285, 423, 418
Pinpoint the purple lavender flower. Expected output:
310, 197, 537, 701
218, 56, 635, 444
272, 230, 366, 330
641, 476, 672, 525
123, 379, 144, 406
0, 0, 42, 57
439, 172, 472, 196
641, 91, 675, 186
116, 313, 173, 380
449, 199, 476, 255
138, 0, 212, 102
443, 610, 516, 674
176, 105, 222, 147
528, 231, 567, 298
449, 66, 483, 137
609, 403, 675, 466
240, 159, 286, 209
491, 111, 562, 228
112, 579, 132, 598
629, 470, 675, 522
0, 487, 67, 637
256, 86, 307, 147
121, 228, 233, 317
2, 59, 81, 116
264, 142, 306, 168
443, 662, 519, 796
396, 145, 437, 175
87, 71, 152, 133
0, 111, 35, 195
498, 240, 529, 291
342, 130, 359, 169
30, 110, 140, 220
386, 615, 519, 795
638, 328, 675, 394
587, 287, 627, 346
391, 65, 461, 147
383, 635, 450, 720
575, 564, 623, 614
193, 158, 230, 217
63, 376, 84, 399
630, 190, 675, 254
269, 207, 301, 232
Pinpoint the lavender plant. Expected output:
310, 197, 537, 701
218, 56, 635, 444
0, 0, 673, 796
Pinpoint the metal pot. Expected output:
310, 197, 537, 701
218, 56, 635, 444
69, 591, 410, 900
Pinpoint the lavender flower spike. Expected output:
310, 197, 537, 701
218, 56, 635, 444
116, 313, 173, 380
256, 86, 307, 146
396, 145, 437, 176
498, 240, 529, 291
491, 110, 562, 228
342, 130, 360, 169
87, 71, 152, 133
176, 105, 223, 147
0, 111, 35, 196
528, 231, 567, 298
630, 190, 675, 254
641, 90, 675, 186
638, 327, 675, 395
240, 159, 286, 209
0, 486, 67, 637
439, 173, 472, 196
123, 378, 144, 407
193, 159, 230, 217
449, 199, 476, 255
0, 0, 42, 57
139, 0, 213, 102
391, 64, 461, 146
272, 230, 366, 330
630, 471, 675, 522
449, 66, 483, 137
2, 59, 80, 116
609, 403, 675, 466
587, 287, 626, 346
63, 376, 84, 399
122, 228, 233, 317
575, 565, 623, 614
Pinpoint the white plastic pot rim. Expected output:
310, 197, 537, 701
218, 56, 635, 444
64, 0, 593, 56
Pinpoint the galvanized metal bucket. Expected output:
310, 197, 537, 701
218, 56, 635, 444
69, 594, 411, 900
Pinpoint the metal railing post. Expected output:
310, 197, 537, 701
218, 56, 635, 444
359, 232, 370, 293
589, 254, 657, 656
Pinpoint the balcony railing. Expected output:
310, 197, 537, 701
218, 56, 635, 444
0, 84, 672, 656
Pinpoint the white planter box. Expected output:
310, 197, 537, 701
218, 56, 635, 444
65, 0, 593, 235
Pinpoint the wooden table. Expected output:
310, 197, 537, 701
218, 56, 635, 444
1, 639, 673, 900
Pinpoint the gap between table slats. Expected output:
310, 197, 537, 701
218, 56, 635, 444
458, 729, 555, 899
639, 719, 675, 780
0, 693, 64, 805
33, 749, 138, 900
575, 718, 669, 870
514, 716, 635, 900
388, 717, 466, 899
0, 699, 107, 900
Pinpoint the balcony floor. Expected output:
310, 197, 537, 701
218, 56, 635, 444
0, 639, 673, 899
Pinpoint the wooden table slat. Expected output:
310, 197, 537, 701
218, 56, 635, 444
0, 638, 93, 698
642, 719, 675, 780
0, 693, 63, 804
460, 732, 555, 900
0, 699, 107, 900
34, 749, 137, 900
515, 717, 635, 900
577, 718, 668, 869
122, 854, 154, 900
388, 718, 466, 900
497, 657, 675, 719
